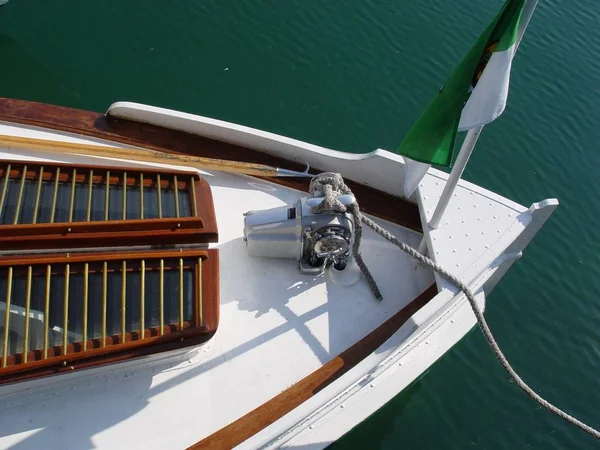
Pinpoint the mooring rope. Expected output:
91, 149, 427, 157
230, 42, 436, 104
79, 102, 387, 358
309, 173, 382, 300
309, 172, 600, 440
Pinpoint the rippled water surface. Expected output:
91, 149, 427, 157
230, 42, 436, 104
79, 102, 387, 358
1, 0, 599, 448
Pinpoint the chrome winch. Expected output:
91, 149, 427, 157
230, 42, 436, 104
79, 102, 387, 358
243, 173, 355, 274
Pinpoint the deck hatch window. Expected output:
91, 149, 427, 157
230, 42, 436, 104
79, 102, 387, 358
0, 249, 218, 375
0, 161, 217, 249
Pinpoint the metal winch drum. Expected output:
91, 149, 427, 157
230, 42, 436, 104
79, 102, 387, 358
243, 174, 355, 274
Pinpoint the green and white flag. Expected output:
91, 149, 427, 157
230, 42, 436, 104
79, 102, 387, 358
400, 0, 538, 195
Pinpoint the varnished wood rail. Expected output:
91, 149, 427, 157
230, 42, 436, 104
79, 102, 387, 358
190, 284, 437, 450
0, 98, 423, 233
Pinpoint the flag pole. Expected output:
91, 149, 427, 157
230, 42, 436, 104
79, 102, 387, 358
428, 125, 484, 229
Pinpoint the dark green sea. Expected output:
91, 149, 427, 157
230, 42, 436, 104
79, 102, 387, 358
1, 0, 599, 448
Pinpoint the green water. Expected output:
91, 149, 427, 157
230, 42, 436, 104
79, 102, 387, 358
1, 0, 599, 448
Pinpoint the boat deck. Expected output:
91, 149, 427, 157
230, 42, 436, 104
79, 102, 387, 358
417, 168, 556, 295
0, 99, 557, 449
0, 137, 434, 449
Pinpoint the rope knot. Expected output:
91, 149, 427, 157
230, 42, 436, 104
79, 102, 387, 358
308, 172, 351, 214
306, 172, 382, 300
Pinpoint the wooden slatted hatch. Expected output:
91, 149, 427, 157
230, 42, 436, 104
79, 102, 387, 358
0, 158, 220, 384
0, 159, 218, 250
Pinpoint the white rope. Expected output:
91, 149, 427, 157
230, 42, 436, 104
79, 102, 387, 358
310, 173, 600, 440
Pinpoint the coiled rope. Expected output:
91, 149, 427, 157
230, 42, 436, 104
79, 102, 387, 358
309, 172, 600, 440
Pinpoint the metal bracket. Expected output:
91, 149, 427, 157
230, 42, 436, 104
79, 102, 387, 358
275, 162, 314, 178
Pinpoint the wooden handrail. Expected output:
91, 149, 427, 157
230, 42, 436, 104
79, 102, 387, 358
0, 134, 282, 177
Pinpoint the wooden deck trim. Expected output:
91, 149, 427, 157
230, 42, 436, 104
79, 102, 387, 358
189, 284, 437, 450
0, 98, 422, 233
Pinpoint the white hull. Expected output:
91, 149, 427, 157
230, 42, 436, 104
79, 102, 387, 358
0, 103, 556, 449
